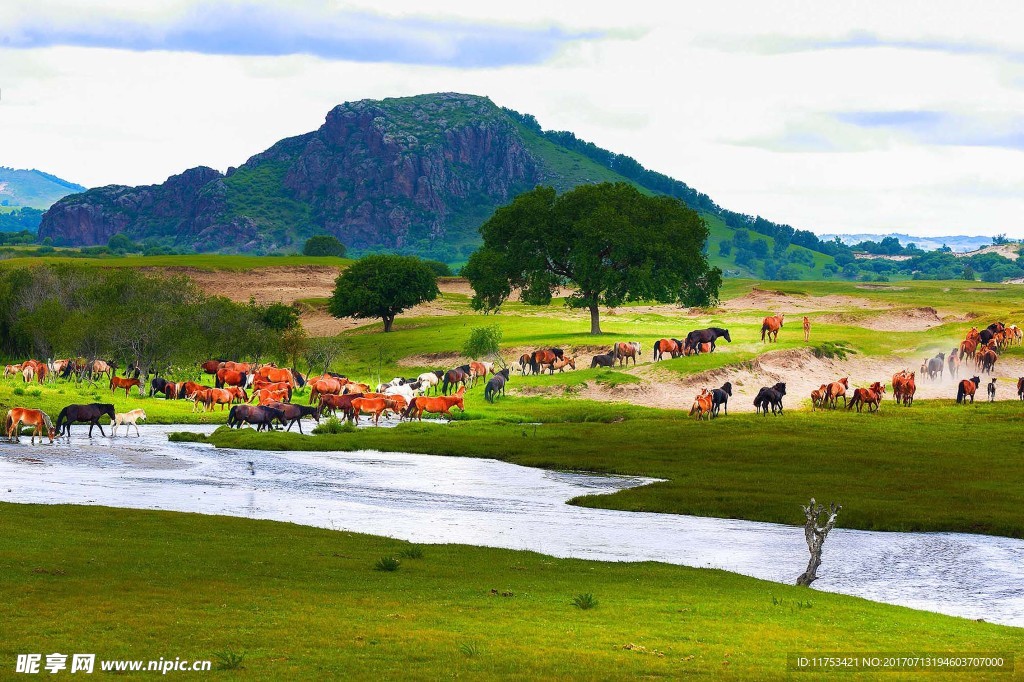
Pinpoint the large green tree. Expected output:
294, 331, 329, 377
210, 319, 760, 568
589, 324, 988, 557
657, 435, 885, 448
328, 255, 439, 332
462, 183, 721, 334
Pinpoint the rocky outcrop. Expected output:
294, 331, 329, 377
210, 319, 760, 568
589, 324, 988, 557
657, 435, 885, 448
39, 93, 549, 252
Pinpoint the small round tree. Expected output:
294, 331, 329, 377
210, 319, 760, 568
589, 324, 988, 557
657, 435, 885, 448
303, 234, 347, 257
328, 255, 439, 332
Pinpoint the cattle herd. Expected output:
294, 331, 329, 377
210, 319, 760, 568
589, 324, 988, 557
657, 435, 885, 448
2, 319, 1023, 439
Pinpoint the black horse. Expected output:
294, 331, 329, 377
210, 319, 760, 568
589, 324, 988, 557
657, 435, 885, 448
484, 368, 511, 403
590, 352, 616, 368
980, 323, 1003, 346
684, 327, 731, 354
228, 405, 286, 432
56, 403, 116, 438
442, 365, 471, 395
710, 381, 733, 417
267, 402, 322, 434
149, 376, 177, 399
753, 382, 786, 415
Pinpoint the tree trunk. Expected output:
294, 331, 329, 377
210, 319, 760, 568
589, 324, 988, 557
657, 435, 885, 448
589, 304, 602, 335
382, 314, 394, 333
796, 498, 842, 586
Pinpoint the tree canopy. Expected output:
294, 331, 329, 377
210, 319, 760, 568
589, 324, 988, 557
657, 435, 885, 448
303, 234, 347, 258
328, 255, 439, 332
462, 183, 721, 334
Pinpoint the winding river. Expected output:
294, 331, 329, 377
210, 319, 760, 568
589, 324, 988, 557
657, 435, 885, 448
1, 425, 1021, 627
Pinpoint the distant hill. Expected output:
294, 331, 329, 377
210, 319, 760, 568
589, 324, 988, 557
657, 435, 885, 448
39, 92, 838, 276
821, 233, 996, 253
0, 167, 85, 210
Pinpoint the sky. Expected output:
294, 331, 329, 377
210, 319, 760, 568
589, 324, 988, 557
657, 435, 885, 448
3, 0, 1024, 238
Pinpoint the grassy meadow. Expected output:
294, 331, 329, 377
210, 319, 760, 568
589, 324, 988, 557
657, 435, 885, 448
1, 503, 1019, 680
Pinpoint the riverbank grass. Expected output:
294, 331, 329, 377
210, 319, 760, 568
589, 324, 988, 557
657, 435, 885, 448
1, 503, 1018, 680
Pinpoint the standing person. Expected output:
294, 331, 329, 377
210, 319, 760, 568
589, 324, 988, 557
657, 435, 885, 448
803, 316, 811, 342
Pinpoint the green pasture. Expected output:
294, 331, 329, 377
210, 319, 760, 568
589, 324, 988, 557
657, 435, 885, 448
1, 504, 1018, 680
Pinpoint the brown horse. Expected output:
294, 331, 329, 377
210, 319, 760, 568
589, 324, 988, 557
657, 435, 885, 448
517, 353, 532, 375
892, 371, 916, 406
251, 388, 290, 406
957, 376, 981, 404
689, 389, 713, 421
653, 338, 682, 361
468, 361, 493, 387
825, 377, 849, 409
530, 349, 558, 375
803, 316, 810, 342
309, 377, 344, 404
5, 407, 55, 444
612, 341, 640, 367
810, 384, 828, 411
216, 368, 250, 389
1018, 377, 1024, 400
350, 396, 401, 426
551, 356, 575, 372
848, 382, 885, 412
200, 359, 223, 375
205, 388, 236, 411
256, 365, 298, 387
947, 349, 961, 379
761, 314, 784, 342
319, 392, 363, 421
110, 376, 143, 397
220, 361, 251, 373
404, 387, 466, 421
179, 381, 207, 400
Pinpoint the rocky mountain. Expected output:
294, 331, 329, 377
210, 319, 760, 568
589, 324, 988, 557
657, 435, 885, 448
0, 167, 84, 210
40, 92, 820, 263
821, 232, 996, 253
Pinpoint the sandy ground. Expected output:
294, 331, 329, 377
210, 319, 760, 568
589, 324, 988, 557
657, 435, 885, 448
568, 348, 1024, 414
149, 266, 464, 336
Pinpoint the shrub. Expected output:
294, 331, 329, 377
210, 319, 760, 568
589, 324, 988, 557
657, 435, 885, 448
398, 546, 424, 560
312, 417, 355, 435
302, 235, 346, 257
374, 556, 400, 572
572, 593, 598, 610
214, 651, 245, 671
168, 432, 209, 443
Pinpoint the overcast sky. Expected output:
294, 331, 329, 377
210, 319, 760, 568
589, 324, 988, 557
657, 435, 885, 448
3, 0, 1024, 237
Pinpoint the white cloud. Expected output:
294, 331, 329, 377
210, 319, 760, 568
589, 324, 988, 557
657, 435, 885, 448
4, 1, 1024, 237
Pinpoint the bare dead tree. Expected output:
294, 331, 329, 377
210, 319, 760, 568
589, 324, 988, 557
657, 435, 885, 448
796, 498, 842, 586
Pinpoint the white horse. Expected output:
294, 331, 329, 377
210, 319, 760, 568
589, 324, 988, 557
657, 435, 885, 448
114, 409, 147, 437
21, 365, 34, 383
417, 371, 441, 395
384, 383, 418, 403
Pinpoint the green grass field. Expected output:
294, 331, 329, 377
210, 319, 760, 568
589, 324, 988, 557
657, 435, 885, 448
1, 504, 1018, 680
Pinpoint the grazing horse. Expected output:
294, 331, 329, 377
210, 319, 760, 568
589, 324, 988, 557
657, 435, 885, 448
110, 376, 143, 397
204, 388, 236, 411
484, 368, 511, 403
256, 365, 303, 388
611, 342, 641, 366
351, 396, 401, 426
417, 371, 443, 395
405, 387, 466, 421
848, 382, 885, 412
216, 368, 250, 389
113, 409, 147, 437
710, 381, 732, 417
803, 316, 810, 342
4, 408, 55, 444
179, 381, 207, 401
442, 365, 471, 394
342, 382, 371, 395
590, 352, 616, 368
761, 314, 784, 343
149, 376, 178, 399
21, 365, 34, 383
551, 356, 576, 372
55, 403, 116, 438
468, 361, 493, 387
684, 328, 731, 354
251, 388, 290, 406
1018, 377, 1024, 400
529, 349, 558, 375
653, 338, 682, 361
753, 382, 786, 415
200, 359, 225, 375
825, 377, 849, 409
227, 404, 285, 431
689, 389, 713, 421
988, 378, 997, 402
320, 393, 364, 421
266, 402, 322, 434
87, 360, 115, 382
956, 376, 982, 404
309, 377, 344, 404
